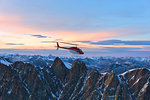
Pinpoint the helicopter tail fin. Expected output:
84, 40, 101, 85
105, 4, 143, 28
56, 42, 59, 50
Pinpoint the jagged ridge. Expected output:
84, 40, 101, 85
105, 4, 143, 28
0, 57, 149, 100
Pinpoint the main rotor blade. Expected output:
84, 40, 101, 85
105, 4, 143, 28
60, 42, 78, 46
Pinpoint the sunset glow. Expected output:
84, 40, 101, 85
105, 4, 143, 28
0, 0, 150, 56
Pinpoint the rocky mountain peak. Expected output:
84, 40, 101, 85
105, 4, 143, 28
51, 57, 69, 82
119, 68, 150, 100
123, 68, 149, 78
0, 57, 150, 100
71, 59, 87, 74
68, 59, 87, 82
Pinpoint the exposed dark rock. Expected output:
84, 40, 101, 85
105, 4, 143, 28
139, 77, 150, 100
120, 68, 150, 100
80, 69, 100, 100
59, 59, 87, 100
0, 57, 150, 100
68, 59, 87, 83
51, 57, 69, 83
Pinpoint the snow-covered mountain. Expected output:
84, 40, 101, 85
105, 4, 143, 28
0, 57, 149, 100
0, 54, 150, 74
0, 56, 12, 66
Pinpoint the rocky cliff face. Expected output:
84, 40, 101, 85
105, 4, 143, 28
0, 57, 150, 100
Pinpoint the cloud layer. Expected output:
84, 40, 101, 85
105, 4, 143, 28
0, 0, 150, 57
30, 34, 47, 38
77, 40, 150, 45
6, 43, 24, 45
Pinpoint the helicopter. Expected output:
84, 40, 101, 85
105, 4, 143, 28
56, 42, 84, 54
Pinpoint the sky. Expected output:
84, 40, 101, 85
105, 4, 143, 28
0, 0, 150, 57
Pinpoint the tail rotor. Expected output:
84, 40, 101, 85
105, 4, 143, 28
56, 42, 59, 50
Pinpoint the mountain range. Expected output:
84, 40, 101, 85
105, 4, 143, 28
0, 54, 150, 74
0, 56, 150, 100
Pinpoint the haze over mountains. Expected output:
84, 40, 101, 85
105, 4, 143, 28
0, 54, 150, 74
1, 49, 150, 57
0, 55, 150, 100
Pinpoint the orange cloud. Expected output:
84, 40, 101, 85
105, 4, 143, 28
0, 15, 144, 42
0, 40, 5, 48
1, 15, 148, 49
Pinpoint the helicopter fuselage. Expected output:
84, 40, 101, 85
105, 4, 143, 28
57, 42, 84, 54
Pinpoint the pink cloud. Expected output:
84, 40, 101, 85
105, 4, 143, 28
51, 31, 117, 41
0, 15, 38, 34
